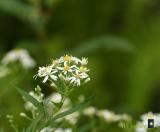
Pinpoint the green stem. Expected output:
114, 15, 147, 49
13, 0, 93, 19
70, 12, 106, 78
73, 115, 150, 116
32, 109, 36, 119
11, 124, 19, 132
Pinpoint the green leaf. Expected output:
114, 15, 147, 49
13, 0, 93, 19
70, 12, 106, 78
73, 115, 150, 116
0, 0, 44, 31
0, 128, 4, 132
26, 115, 43, 132
78, 119, 96, 132
47, 95, 94, 126
16, 88, 45, 114
71, 35, 134, 55
22, 128, 25, 132
55, 79, 67, 95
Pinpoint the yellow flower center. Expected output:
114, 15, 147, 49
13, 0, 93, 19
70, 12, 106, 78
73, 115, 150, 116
63, 55, 71, 62
64, 65, 69, 71
52, 60, 58, 65
15, 49, 21, 53
75, 73, 80, 78
147, 113, 154, 118
79, 66, 85, 72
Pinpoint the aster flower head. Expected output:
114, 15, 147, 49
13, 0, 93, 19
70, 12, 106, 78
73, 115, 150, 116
0, 65, 10, 78
81, 57, 88, 65
135, 112, 160, 132
2, 48, 36, 69
36, 66, 58, 83
35, 55, 90, 87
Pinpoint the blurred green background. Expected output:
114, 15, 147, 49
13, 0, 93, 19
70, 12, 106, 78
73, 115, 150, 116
0, 0, 160, 131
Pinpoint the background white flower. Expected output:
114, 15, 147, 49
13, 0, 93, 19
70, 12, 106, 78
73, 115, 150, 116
2, 49, 36, 69
40, 127, 53, 132
0, 65, 9, 78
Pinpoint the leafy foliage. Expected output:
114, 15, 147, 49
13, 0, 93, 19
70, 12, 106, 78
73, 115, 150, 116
0, 0, 160, 131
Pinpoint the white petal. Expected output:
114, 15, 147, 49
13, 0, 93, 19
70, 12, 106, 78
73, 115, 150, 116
43, 76, 48, 83
50, 75, 58, 81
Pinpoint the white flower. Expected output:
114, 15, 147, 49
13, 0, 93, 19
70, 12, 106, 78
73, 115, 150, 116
65, 129, 72, 132
70, 70, 89, 86
72, 56, 81, 64
40, 127, 53, 132
59, 55, 73, 63
46, 92, 71, 116
83, 106, 97, 116
84, 77, 91, 83
2, 49, 36, 69
135, 122, 147, 132
57, 62, 75, 75
118, 114, 131, 122
98, 109, 131, 123
48, 93, 62, 103
35, 55, 90, 86
0, 66, 9, 78
154, 114, 160, 127
20, 112, 27, 117
98, 110, 120, 122
55, 128, 72, 132
78, 66, 89, 73
25, 91, 43, 111
135, 112, 160, 132
37, 66, 58, 83
69, 76, 80, 86
46, 92, 62, 115
80, 57, 88, 65
64, 112, 80, 125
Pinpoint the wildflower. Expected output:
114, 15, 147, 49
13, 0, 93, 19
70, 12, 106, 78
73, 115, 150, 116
80, 57, 88, 65
64, 112, 80, 125
55, 128, 72, 132
25, 91, 43, 111
37, 66, 58, 83
48, 92, 62, 103
70, 70, 89, 86
0, 66, 9, 78
20, 112, 27, 117
98, 109, 132, 123
98, 110, 120, 122
135, 112, 160, 132
6, 115, 14, 123
59, 55, 73, 63
72, 56, 81, 64
57, 62, 75, 75
83, 106, 97, 116
46, 92, 71, 115
69, 73, 81, 86
118, 114, 131, 122
2, 49, 36, 69
35, 55, 90, 86
52, 59, 60, 67
135, 122, 147, 132
40, 127, 53, 132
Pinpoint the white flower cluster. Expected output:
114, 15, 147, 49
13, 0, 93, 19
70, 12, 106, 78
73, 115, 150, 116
25, 86, 44, 111
36, 55, 90, 86
135, 112, 160, 132
40, 127, 72, 132
46, 92, 80, 125
24, 91, 132, 131
25, 91, 44, 111
2, 49, 36, 69
0, 65, 10, 78
98, 110, 131, 123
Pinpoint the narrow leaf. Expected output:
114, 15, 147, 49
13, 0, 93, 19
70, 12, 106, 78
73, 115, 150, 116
16, 88, 44, 114
47, 95, 94, 126
26, 115, 43, 132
